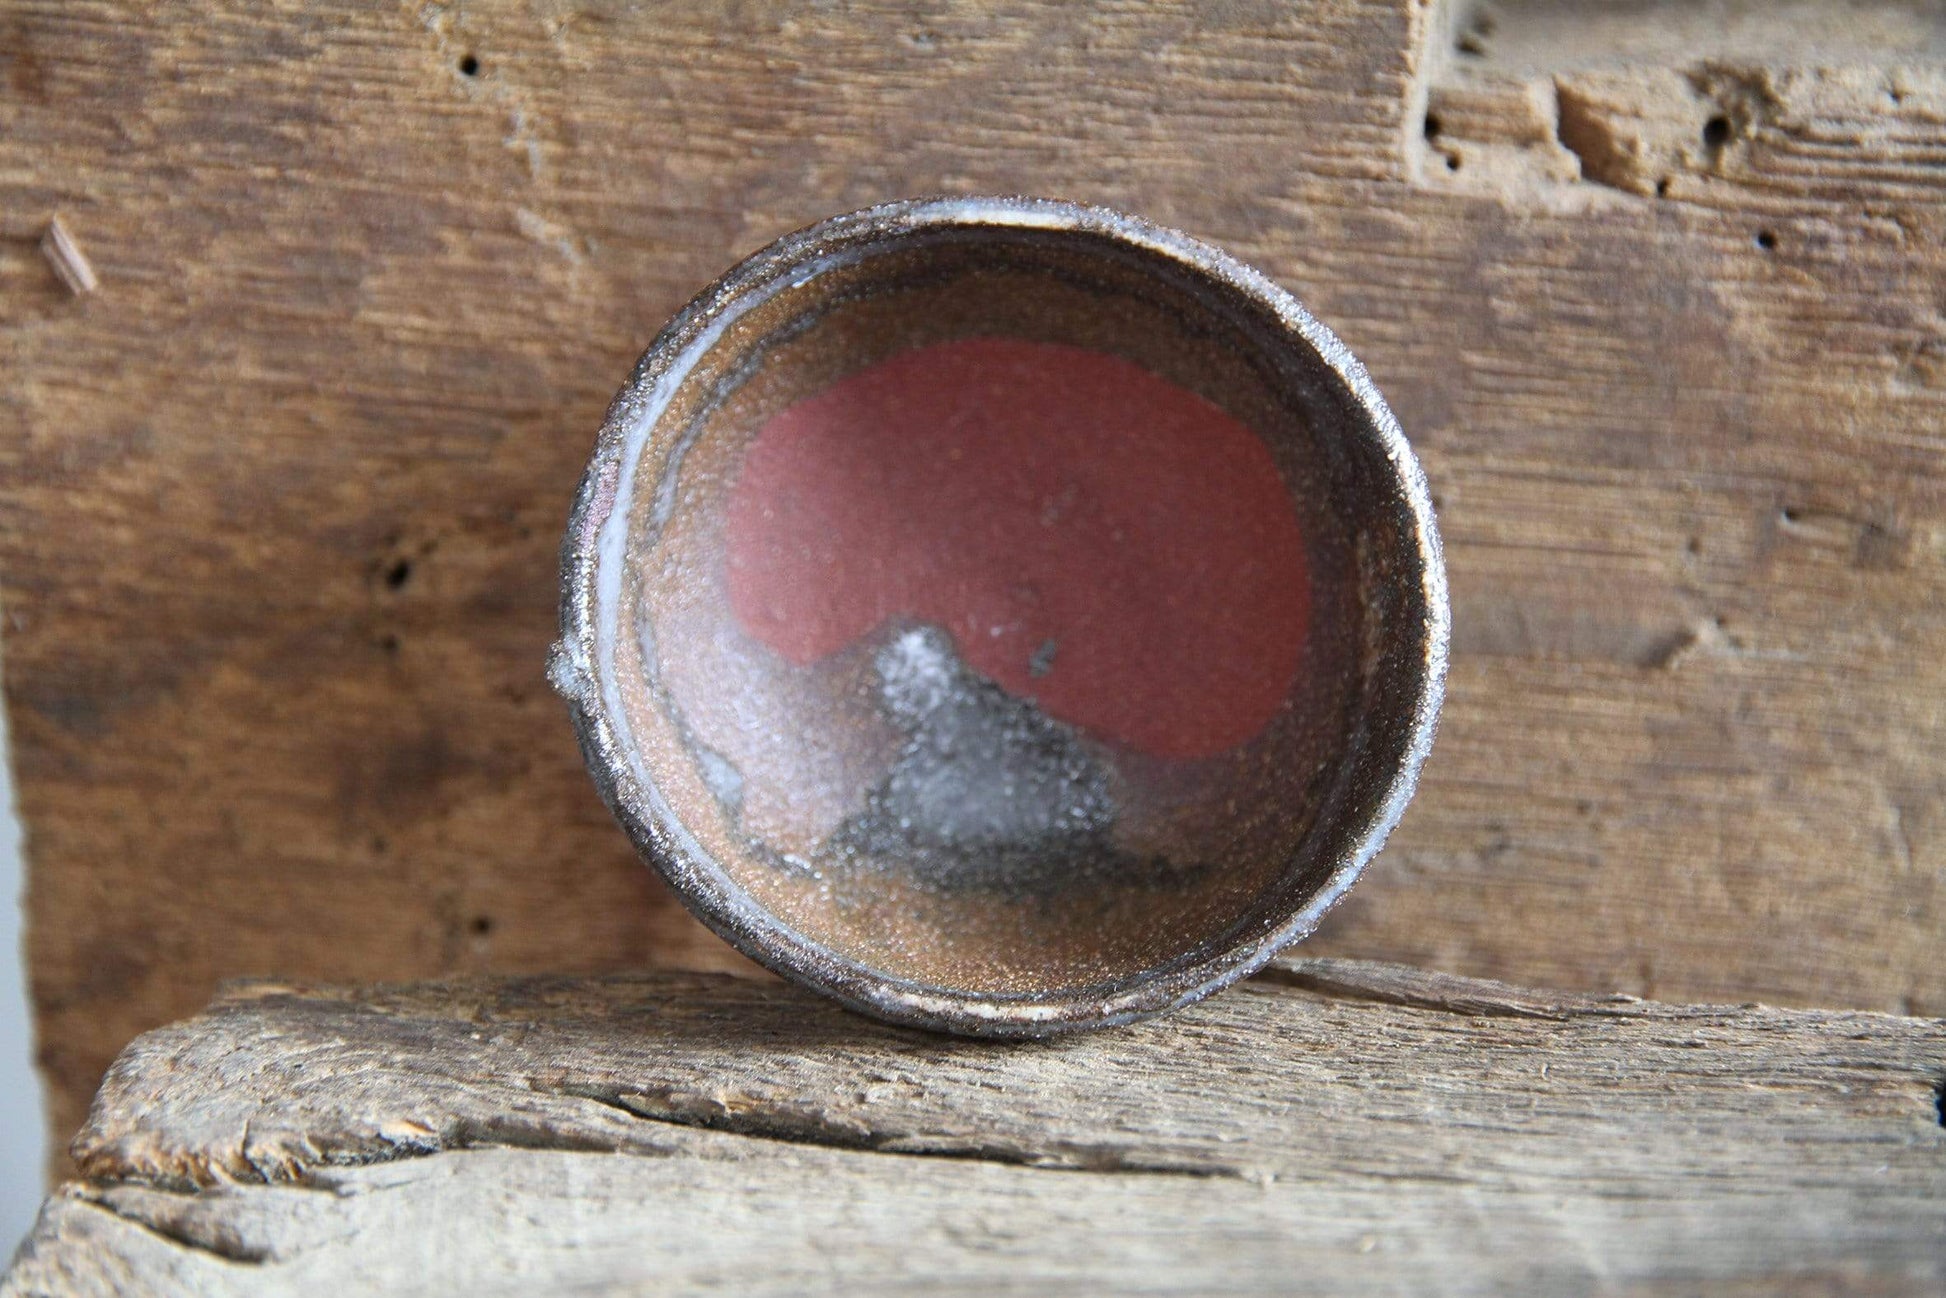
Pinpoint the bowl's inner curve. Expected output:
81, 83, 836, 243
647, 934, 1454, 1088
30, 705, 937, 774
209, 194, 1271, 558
612, 229, 1369, 997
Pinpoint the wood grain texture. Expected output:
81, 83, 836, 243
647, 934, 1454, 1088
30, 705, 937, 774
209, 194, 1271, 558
4, 960, 1943, 1295
3, 0, 1944, 1157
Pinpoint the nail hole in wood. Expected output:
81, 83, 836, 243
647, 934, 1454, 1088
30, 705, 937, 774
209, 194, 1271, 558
459, 54, 481, 77
1423, 112, 1442, 141
385, 559, 413, 590
1755, 230, 1776, 252
1702, 115, 1730, 149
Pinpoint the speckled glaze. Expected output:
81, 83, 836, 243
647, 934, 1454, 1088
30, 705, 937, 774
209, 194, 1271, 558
552, 196, 1449, 1036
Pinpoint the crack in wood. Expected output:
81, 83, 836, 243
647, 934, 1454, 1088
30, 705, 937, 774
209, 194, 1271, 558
560, 1080, 1245, 1180
1260, 957, 1659, 1019
66, 1190, 270, 1267
1409, 0, 1946, 200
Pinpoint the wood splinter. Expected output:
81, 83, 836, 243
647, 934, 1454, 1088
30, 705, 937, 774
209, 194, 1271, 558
40, 215, 99, 295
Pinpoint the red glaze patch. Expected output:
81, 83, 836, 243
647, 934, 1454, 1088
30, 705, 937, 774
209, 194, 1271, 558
724, 338, 1309, 760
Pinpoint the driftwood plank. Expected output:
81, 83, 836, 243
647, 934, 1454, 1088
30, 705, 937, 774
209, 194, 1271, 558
4, 960, 1942, 1295
4, 0, 1945, 1157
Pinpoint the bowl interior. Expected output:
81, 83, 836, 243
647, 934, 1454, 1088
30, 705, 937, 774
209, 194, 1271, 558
591, 215, 1434, 1005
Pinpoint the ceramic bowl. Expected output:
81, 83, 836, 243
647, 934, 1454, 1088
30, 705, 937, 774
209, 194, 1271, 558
552, 196, 1447, 1034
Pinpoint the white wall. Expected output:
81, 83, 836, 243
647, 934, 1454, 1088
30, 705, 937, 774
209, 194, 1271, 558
0, 679, 46, 1258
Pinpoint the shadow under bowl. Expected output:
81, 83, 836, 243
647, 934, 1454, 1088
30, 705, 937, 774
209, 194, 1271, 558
554, 196, 1447, 1035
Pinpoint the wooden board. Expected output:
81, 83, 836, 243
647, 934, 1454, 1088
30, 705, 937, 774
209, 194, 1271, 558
4, 959, 1943, 1295
3, 0, 1944, 1157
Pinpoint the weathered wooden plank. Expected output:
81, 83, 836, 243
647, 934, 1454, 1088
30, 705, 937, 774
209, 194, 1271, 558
4, 960, 1942, 1295
3, 0, 1944, 1158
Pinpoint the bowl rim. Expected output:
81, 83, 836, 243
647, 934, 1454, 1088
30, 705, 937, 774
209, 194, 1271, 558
551, 194, 1450, 1036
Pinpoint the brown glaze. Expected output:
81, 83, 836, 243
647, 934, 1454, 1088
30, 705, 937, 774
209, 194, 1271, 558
554, 198, 1447, 1033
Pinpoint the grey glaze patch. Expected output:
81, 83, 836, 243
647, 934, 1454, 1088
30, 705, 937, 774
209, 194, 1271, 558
821, 626, 1124, 892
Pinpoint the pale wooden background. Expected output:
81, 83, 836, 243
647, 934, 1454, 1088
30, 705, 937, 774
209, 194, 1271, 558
2, 0, 1942, 1159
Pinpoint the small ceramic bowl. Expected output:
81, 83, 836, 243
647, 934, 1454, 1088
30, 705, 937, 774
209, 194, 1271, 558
552, 196, 1447, 1035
